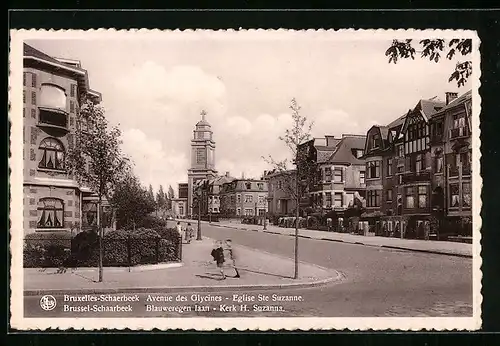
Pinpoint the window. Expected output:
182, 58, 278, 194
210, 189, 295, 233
324, 167, 332, 182
32, 73, 37, 87
366, 161, 381, 179
257, 183, 264, 190
236, 208, 241, 216
245, 195, 253, 203
387, 158, 393, 176
277, 180, 282, 190
31, 91, 37, 105
462, 182, 471, 208
450, 183, 460, 208
70, 100, 75, 113
23, 90, 26, 104
357, 150, 364, 158
435, 155, 443, 173
371, 134, 380, 149
70, 84, 77, 97
415, 154, 424, 173
246, 182, 252, 190
244, 208, 254, 216
230, 195, 235, 204
325, 192, 332, 207
418, 186, 427, 208
38, 138, 65, 170
236, 194, 241, 203
453, 114, 466, 129
196, 148, 206, 164
386, 189, 393, 202
367, 190, 381, 207
258, 195, 265, 205
359, 171, 365, 185
397, 144, 404, 157
40, 84, 66, 109
179, 206, 184, 215
405, 187, 415, 209
23, 108, 26, 118
334, 192, 343, 208
23, 72, 27, 86
37, 198, 64, 229
334, 168, 343, 182
82, 202, 97, 228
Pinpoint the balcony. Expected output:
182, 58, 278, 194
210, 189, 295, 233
448, 164, 472, 178
401, 171, 431, 184
449, 126, 470, 140
37, 107, 69, 133
429, 134, 444, 145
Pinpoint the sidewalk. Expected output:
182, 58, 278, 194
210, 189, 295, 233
24, 237, 342, 296
208, 220, 473, 258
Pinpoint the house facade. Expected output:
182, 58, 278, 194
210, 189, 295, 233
362, 94, 473, 239
264, 169, 297, 216
220, 179, 269, 217
172, 183, 188, 218
429, 91, 472, 237
23, 43, 103, 237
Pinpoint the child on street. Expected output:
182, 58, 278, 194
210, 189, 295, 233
224, 239, 240, 278
185, 223, 195, 243
210, 240, 226, 279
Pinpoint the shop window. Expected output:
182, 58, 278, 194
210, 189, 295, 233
37, 198, 64, 229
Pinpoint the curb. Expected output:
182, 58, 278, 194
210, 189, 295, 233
24, 270, 345, 297
214, 223, 472, 259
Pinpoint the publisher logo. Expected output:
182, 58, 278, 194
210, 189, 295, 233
40, 295, 57, 311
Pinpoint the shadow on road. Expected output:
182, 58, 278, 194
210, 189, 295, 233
238, 268, 293, 279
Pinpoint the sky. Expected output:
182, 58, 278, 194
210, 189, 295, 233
27, 32, 472, 196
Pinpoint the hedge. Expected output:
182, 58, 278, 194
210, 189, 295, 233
24, 232, 72, 268
24, 227, 182, 268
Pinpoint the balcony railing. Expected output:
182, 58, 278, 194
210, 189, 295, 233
38, 107, 69, 131
401, 171, 431, 184
449, 126, 470, 139
449, 164, 472, 178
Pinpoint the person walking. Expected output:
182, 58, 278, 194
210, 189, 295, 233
224, 239, 240, 278
176, 221, 183, 238
210, 240, 226, 279
185, 223, 195, 243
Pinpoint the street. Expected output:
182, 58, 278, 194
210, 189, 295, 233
24, 222, 472, 317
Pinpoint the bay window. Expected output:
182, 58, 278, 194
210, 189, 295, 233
37, 198, 64, 229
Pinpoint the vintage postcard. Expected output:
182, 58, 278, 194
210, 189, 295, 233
9, 29, 481, 331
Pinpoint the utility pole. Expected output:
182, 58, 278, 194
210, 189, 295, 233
263, 198, 268, 230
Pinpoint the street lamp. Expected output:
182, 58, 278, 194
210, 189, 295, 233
263, 198, 268, 230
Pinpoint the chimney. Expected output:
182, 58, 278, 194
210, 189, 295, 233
445, 92, 458, 105
225, 171, 230, 177
263, 170, 267, 177
241, 172, 245, 179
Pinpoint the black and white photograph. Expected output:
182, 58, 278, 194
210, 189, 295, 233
9, 29, 481, 331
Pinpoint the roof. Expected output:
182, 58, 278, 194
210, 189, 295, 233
418, 99, 446, 118
327, 135, 366, 165
24, 43, 102, 102
210, 175, 236, 186
386, 113, 407, 129
431, 90, 472, 117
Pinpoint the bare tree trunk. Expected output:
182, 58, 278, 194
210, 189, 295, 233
98, 195, 103, 282
294, 178, 299, 279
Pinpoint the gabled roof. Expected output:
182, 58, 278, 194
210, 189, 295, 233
326, 135, 366, 165
400, 98, 445, 134
314, 143, 338, 163
431, 90, 472, 117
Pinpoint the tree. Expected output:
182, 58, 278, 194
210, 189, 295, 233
156, 185, 166, 210
112, 173, 156, 229
263, 98, 315, 279
147, 184, 156, 212
66, 97, 129, 282
385, 39, 472, 87
167, 185, 175, 210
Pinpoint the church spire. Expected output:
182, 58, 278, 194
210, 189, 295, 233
201, 109, 207, 122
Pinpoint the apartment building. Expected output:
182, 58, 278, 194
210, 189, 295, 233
171, 183, 188, 218
23, 43, 103, 236
264, 169, 297, 216
220, 179, 269, 217
429, 91, 472, 236
363, 96, 456, 238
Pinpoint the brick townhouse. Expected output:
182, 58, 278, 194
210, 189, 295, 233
362, 91, 471, 239
220, 178, 269, 218
23, 43, 104, 237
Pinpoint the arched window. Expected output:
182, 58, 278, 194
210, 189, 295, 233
38, 137, 65, 170
37, 198, 64, 229
40, 83, 67, 110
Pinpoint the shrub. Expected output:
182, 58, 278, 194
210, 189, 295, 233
24, 232, 72, 268
156, 228, 182, 261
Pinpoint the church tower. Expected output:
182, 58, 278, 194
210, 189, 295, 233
187, 110, 217, 217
